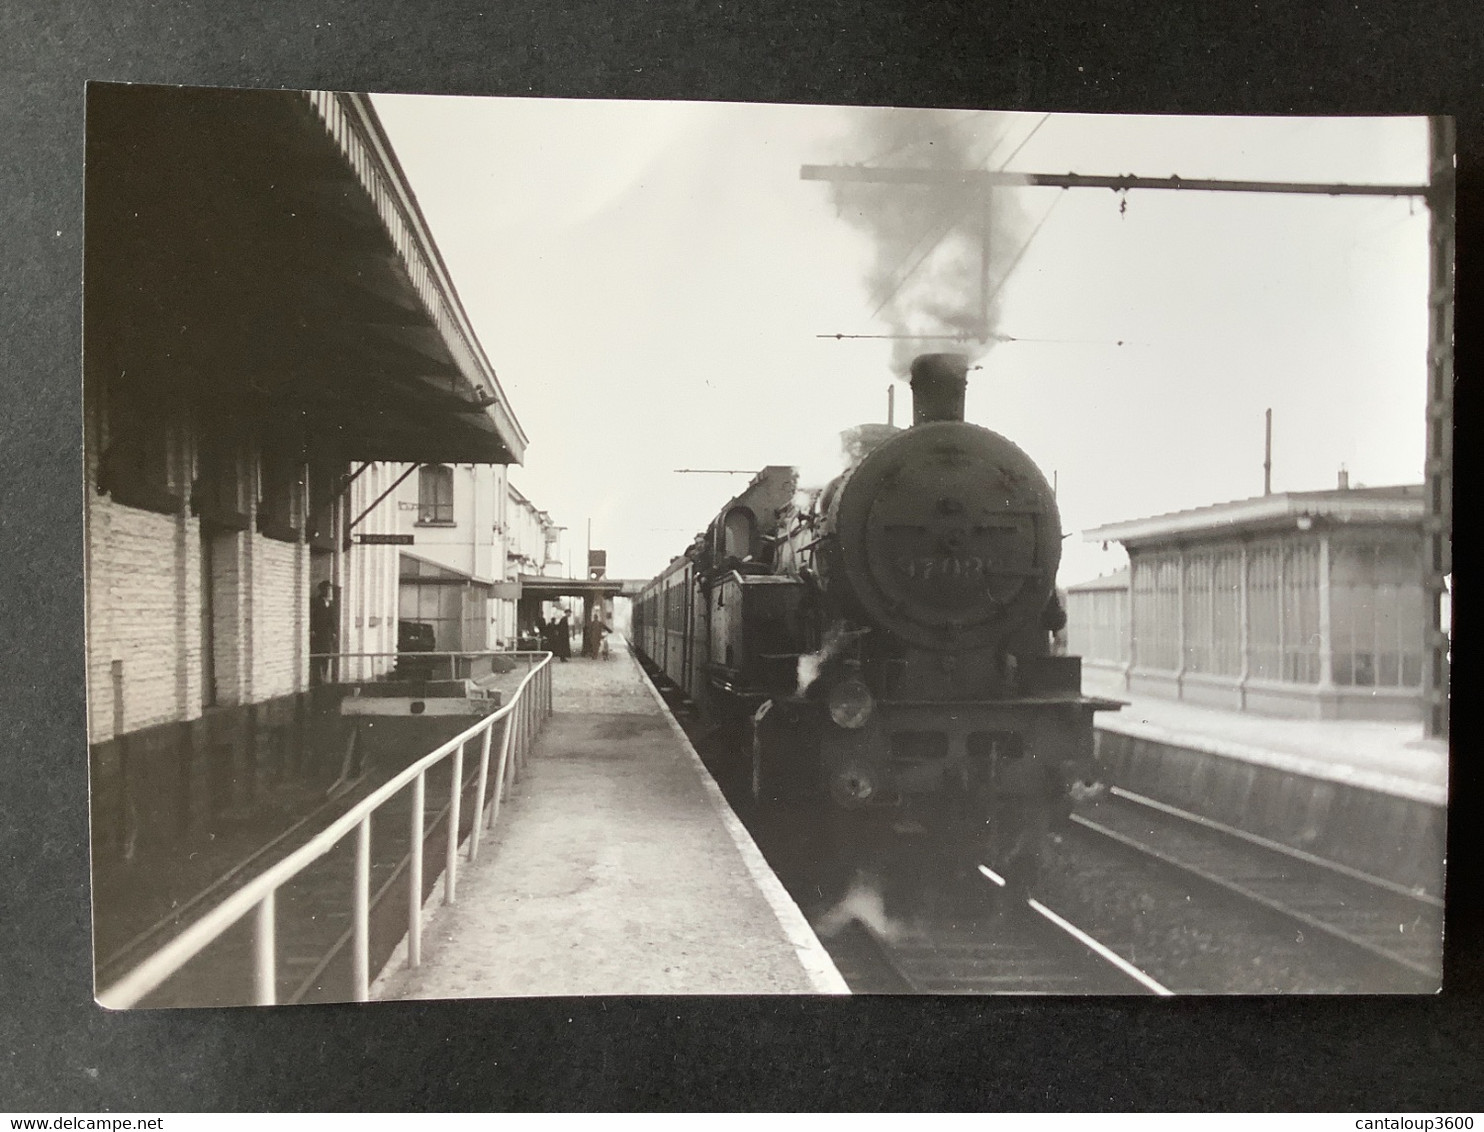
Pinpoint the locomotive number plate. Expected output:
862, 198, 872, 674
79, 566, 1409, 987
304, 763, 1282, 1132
835, 424, 1061, 649
894, 555, 992, 582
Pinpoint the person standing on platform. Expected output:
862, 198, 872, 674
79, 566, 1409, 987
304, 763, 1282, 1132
534, 615, 548, 654
310, 580, 338, 686
585, 612, 611, 659
555, 613, 572, 662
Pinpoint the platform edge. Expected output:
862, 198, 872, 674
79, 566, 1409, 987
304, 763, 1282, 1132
632, 648, 851, 995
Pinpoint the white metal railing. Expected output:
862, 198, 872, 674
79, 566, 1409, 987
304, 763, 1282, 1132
96, 652, 555, 1009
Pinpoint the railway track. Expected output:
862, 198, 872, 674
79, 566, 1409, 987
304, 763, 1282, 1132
1069, 785, 1443, 988
97, 758, 474, 1007
645, 658, 1437, 994
823, 872, 1173, 995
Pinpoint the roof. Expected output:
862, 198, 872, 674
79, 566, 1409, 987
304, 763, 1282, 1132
1066, 566, 1131, 593
85, 85, 526, 466
400, 552, 473, 580
1084, 485, 1424, 547
517, 574, 646, 599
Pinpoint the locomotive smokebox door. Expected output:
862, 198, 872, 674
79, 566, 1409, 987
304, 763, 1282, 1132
831, 421, 1062, 654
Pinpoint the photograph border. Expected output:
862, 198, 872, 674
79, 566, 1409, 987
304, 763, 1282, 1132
4, 0, 1481, 1111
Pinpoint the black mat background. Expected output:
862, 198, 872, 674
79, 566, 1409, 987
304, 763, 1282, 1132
2, 0, 1481, 1112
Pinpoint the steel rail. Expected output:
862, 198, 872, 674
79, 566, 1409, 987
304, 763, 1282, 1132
1025, 898, 1173, 996
96, 652, 554, 1010
1069, 793, 1441, 980
978, 865, 1174, 995
842, 865, 1170, 995
852, 892, 1171, 996
1108, 785, 1444, 907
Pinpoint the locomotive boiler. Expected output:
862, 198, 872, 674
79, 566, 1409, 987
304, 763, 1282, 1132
633, 354, 1120, 886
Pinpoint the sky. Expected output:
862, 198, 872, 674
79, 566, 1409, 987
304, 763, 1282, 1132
371, 96, 1433, 586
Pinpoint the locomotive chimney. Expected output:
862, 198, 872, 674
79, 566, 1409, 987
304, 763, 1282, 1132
909, 353, 969, 424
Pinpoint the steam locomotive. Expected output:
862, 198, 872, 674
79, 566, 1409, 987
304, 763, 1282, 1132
633, 354, 1120, 886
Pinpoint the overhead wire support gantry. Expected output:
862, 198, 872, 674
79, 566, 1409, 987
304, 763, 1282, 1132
801, 120, 1451, 738
800, 165, 1432, 200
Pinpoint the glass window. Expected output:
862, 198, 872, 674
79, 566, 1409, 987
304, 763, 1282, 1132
418, 465, 454, 524
1282, 541, 1320, 684
722, 508, 755, 560
398, 580, 468, 651
1247, 543, 1282, 681
1132, 553, 1179, 671
1183, 553, 1213, 674
1212, 550, 1242, 676
1331, 540, 1424, 688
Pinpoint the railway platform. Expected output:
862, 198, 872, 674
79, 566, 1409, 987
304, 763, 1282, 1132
1080, 670, 1448, 893
371, 642, 847, 999
1082, 670, 1447, 802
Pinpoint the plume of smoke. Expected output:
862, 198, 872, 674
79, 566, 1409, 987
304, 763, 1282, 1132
813, 871, 909, 943
793, 431, 852, 493
826, 108, 1028, 374
795, 423, 902, 498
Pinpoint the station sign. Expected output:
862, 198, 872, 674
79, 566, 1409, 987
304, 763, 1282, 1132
354, 533, 415, 545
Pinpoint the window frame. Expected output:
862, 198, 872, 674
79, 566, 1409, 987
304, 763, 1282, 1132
417, 464, 456, 526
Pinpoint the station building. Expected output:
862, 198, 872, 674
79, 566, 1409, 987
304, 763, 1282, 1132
85, 86, 527, 859
391, 464, 565, 654
1067, 481, 1429, 722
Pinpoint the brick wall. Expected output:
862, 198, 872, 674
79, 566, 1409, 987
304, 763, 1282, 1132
253, 535, 307, 698
86, 400, 311, 744
206, 527, 248, 706
86, 495, 202, 743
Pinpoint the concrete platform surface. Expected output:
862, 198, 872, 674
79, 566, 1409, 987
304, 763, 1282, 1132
1083, 670, 1448, 805
372, 645, 846, 1000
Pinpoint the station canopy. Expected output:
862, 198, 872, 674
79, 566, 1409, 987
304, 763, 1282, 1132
1084, 485, 1424, 550
85, 84, 526, 466
517, 574, 647, 600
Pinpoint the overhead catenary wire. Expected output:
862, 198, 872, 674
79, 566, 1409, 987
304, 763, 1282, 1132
826, 111, 1064, 342
819, 183, 1140, 347
867, 204, 972, 321
977, 190, 1066, 314
993, 112, 1052, 172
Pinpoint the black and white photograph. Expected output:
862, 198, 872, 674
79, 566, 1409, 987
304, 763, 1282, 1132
84, 84, 1451, 1007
